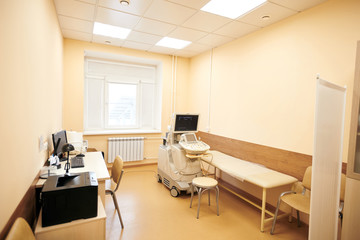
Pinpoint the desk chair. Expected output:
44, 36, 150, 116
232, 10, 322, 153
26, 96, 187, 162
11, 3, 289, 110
190, 177, 220, 219
271, 166, 346, 234
5, 217, 35, 240
339, 173, 346, 226
106, 155, 124, 228
271, 166, 312, 234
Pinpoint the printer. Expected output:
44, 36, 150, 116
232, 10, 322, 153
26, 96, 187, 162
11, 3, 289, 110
41, 172, 98, 227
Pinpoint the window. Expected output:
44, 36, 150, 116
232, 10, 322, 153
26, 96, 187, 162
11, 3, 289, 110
84, 52, 162, 134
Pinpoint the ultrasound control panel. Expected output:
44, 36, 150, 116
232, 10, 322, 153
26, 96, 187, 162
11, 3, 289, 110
179, 133, 210, 155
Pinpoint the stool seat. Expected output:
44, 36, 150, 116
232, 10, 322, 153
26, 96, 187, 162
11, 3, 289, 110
192, 177, 218, 188
190, 177, 220, 219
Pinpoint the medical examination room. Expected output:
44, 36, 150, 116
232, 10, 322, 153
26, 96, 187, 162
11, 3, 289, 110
1, 0, 360, 239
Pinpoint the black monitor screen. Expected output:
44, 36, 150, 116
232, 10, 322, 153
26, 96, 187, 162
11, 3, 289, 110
52, 130, 67, 159
174, 114, 199, 133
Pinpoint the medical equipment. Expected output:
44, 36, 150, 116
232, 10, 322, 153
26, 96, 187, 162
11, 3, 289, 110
157, 113, 209, 197
179, 133, 210, 155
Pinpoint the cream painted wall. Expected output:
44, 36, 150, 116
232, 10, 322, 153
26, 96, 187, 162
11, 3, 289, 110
189, 0, 360, 162
63, 40, 190, 162
0, 0, 63, 232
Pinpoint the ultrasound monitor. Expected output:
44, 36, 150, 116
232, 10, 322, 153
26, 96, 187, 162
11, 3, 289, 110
173, 114, 199, 133
52, 130, 68, 161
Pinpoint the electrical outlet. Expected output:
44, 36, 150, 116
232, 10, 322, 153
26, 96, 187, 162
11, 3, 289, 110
39, 135, 48, 152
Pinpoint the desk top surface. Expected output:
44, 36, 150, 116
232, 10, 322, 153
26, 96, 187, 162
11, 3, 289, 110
37, 152, 110, 187
201, 150, 297, 188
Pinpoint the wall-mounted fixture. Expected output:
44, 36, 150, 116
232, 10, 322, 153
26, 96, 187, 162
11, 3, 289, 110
119, 0, 130, 6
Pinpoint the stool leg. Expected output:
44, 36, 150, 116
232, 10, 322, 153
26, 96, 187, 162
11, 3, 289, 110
190, 184, 194, 208
208, 188, 211, 206
216, 186, 219, 216
197, 187, 203, 219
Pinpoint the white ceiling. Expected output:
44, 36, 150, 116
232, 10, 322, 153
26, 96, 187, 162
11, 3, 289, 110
54, 0, 328, 58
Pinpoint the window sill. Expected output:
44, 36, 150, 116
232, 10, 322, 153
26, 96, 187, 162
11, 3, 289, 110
83, 129, 162, 136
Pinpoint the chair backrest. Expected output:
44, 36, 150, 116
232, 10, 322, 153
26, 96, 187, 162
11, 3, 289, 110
302, 166, 312, 190
112, 155, 124, 192
340, 173, 346, 201
5, 218, 35, 240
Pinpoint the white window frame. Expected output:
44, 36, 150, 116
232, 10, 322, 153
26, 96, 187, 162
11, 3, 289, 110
83, 51, 162, 135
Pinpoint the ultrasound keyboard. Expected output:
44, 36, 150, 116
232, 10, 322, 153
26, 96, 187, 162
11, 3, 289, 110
71, 156, 84, 168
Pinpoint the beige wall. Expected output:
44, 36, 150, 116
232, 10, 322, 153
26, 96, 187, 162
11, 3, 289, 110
0, 0, 63, 232
189, 0, 360, 163
63, 40, 190, 161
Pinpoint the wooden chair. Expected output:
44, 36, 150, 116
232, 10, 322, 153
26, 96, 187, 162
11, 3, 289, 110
271, 166, 346, 234
271, 166, 312, 234
106, 155, 124, 228
5, 217, 35, 240
339, 173, 346, 226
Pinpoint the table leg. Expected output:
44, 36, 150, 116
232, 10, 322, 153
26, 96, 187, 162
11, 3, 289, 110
98, 180, 106, 207
261, 188, 267, 232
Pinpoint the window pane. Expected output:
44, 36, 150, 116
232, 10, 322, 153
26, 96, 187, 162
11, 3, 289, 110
86, 77, 103, 129
108, 83, 137, 127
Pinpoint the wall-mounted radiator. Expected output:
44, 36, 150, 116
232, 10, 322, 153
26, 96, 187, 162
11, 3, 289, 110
108, 137, 144, 163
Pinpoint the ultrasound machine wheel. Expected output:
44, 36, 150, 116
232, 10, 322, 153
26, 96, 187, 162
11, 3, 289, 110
170, 187, 179, 197
157, 174, 162, 183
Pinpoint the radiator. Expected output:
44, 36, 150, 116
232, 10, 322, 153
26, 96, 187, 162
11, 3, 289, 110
108, 137, 144, 163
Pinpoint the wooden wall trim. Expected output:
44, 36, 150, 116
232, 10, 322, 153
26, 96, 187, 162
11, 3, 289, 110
198, 131, 312, 180
198, 131, 347, 180
0, 172, 40, 240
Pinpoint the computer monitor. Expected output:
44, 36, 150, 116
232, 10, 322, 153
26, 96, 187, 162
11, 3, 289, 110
52, 130, 68, 161
173, 114, 199, 133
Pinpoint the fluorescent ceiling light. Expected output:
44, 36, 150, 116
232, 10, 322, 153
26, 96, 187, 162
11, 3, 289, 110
93, 22, 131, 39
201, 0, 267, 19
156, 37, 191, 49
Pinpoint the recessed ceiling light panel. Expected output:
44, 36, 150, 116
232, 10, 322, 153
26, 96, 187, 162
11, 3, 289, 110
201, 0, 267, 19
93, 22, 131, 39
156, 37, 191, 49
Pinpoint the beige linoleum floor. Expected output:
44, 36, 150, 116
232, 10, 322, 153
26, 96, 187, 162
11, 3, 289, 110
105, 164, 308, 240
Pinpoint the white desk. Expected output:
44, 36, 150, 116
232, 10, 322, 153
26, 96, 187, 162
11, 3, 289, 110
201, 151, 298, 232
36, 152, 110, 206
35, 196, 106, 240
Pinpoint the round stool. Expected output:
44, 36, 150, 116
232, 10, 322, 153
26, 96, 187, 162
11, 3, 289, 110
190, 177, 220, 219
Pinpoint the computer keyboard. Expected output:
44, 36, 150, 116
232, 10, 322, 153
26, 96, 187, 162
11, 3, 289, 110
71, 156, 84, 168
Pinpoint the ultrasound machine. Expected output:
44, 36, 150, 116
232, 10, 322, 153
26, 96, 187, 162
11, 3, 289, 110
157, 113, 210, 197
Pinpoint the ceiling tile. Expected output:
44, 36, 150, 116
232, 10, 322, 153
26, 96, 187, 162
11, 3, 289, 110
54, 0, 95, 21
166, 0, 210, 10
182, 11, 231, 33
92, 34, 125, 46
122, 41, 152, 51
214, 21, 260, 39
126, 31, 162, 45
95, 7, 141, 29
134, 18, 176, 36
62, 29, 93, 41
238, 2, 297, 27
269, 0, 328, 12
183, 42, 212, 52
168, 27, 208, 42
173, 49, 199, 58
197, 33, 234, 47
77, 0, 96, 4
148, 45, 176, 55
144, 0, 196, 25
58, 15, 93, 33
98, 0, 153, 16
